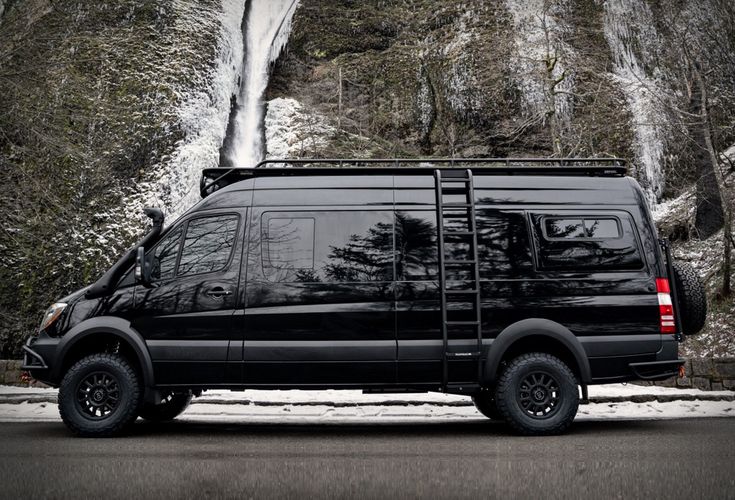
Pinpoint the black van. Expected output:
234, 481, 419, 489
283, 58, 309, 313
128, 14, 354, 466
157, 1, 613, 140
22, 158, 706, 436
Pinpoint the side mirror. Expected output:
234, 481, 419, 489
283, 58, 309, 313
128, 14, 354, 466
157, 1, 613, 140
135, 247, 153, 287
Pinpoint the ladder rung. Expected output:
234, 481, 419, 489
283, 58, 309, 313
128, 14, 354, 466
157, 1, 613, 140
445, 321, 480, 326
442, 211, 470, 217
439, 171, 472, 179
443, 231, 475, 236
441, 188, 470, 195
444, 289, 479, 294
444, 259, 476, 265
442, 203, 472, 208
445, 352, 482, 359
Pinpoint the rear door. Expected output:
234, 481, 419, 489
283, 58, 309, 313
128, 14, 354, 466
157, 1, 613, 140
132, 210, 244, 385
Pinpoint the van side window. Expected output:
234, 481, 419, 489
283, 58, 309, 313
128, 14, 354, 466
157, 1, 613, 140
544, 217, 621, 239
395, 211, 438, 280
545, 218, 586, 239
262, 211, 393, 283
177, 215, 239, 276
532, 213, 643, 271
584, 218, 620, 238
263, 217, 315, 276
151, 227, 182, 281
475, 210, 534, 278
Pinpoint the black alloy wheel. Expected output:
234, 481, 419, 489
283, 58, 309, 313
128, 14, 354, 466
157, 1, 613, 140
516, 371, 560, 419
76, 371, 121, 420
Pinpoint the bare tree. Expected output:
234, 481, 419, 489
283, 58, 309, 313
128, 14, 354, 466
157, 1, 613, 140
688, 60, 725, 239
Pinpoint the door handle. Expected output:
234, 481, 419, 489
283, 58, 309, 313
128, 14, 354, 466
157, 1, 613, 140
205, 286, 232, 298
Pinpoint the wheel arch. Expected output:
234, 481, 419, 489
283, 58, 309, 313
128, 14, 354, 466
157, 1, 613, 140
51, 317, 155, 389
483, 318, 592, 385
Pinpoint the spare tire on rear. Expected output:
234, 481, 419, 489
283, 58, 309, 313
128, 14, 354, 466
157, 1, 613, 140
672, 261, 707, 335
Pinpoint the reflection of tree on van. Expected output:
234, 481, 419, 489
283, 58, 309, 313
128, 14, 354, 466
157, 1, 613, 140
395, 212, 437, 280
262, 212, 439, 283
324, 220, 393, 282
320, 212, 439, 283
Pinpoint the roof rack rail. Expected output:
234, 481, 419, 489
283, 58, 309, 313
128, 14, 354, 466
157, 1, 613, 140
200, 157, 627, 198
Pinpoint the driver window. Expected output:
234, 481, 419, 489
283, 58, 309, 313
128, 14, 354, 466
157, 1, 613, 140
151, 227, 182, 281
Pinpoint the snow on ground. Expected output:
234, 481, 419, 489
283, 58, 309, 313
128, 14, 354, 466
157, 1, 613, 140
1, 385, 733, 423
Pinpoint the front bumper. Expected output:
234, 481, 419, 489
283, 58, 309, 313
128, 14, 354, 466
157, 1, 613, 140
21, 344, 48, 370
21, 333, 60, 385
629, 359, 685, 381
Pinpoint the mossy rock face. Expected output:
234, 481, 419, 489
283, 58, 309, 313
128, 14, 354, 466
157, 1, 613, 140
270, 0, 527, 158
271, 0, 734, 163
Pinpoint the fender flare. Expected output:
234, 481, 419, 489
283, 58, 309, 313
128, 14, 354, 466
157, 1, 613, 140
50, 316, 155, 388
483, 318, 592, 384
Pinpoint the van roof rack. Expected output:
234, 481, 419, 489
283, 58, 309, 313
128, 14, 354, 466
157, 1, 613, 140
200, 158, 627, 198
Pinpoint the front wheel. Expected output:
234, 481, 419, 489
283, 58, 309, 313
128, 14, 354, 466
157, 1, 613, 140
58, 353, 142, 437
495, 353, 579, 436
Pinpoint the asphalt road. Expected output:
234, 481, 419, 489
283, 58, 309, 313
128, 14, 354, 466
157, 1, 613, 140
1, 418, 734, 499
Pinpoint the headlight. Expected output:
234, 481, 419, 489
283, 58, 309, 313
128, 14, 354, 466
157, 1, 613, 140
39, 302, 67, 332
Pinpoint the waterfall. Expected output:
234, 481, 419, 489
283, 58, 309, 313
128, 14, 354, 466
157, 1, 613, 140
504, 0, 575, 129
603, 0, 668, 205
224, 0, 299, 168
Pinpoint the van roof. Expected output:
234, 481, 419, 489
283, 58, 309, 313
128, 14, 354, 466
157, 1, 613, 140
200, 158, 627, 198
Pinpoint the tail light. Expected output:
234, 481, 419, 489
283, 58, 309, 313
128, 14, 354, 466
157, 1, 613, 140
656, 278, 676, 334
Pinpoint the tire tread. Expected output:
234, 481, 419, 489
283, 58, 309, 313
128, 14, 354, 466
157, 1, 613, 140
58, 353, 141, 437
495, 353, 578, 436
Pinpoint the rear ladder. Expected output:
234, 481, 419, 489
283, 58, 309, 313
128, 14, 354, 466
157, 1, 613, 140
435, 169, 483, 392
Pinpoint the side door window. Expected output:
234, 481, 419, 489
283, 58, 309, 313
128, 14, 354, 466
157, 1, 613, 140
261, 211, 394, 283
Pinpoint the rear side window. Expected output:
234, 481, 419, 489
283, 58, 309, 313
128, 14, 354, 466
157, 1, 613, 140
544, 217, 621, 239
531, 213, 643, 271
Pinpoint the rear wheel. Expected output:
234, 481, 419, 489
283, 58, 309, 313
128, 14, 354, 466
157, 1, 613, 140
58, 353, 142, 437
495, 353, 579, 436
139, 392, 192, 422
471, 391, 503, 420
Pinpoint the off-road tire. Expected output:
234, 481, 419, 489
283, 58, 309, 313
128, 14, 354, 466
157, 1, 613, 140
471, 391, 504, 420
495, 353, 579, 436
139, 393, 192, 422
672, 261, 707, 335
58, 353, 142, 437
